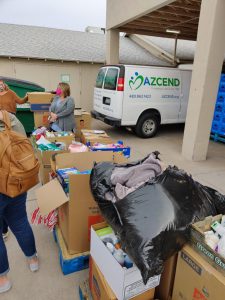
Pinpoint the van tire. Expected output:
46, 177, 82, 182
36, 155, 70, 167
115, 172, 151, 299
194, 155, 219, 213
135, 113, 159, 138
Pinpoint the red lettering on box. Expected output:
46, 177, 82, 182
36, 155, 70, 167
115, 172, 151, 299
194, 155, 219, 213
193, 288, 207, 300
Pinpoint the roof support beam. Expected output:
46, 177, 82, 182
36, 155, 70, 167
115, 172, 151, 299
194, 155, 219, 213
129, 34, 179, 65
120, 27, 197, 41
106, 0, 176, 29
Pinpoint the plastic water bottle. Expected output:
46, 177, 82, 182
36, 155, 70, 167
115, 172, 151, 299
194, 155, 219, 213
113, 249, 125, 266
124, 255, 133, 269
106, 242, 115, 254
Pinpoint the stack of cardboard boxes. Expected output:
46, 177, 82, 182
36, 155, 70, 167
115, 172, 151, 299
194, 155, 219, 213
28, 92, 53, 128
35, 149, 162, 300
30, 97, 225, 299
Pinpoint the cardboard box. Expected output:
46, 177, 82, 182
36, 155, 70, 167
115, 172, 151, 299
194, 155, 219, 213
90, 257, 155, 300
39, 164, 51, 185
34, 112, 49, 128
172, 245, 225, 300
190, 214, 225, 275
155, 255, 177, 300
28, 92, 54, 104
81, 130, 113, 146
36, 149, 67, 184
36, 152, 123, 254
75, 109, 92, 138
90, 222, 160, 300
46, 134, 75, 147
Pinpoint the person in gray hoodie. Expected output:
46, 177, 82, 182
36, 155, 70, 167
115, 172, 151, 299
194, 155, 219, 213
49, 82, 75, 132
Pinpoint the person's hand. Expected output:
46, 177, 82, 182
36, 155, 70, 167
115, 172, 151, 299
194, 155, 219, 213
24, 93, 29, 102
50, 112, 57, 121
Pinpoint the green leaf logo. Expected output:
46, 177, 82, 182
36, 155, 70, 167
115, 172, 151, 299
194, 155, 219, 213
129, 72, 144, 90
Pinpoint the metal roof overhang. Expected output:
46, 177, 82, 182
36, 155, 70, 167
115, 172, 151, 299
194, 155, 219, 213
116, 0, 202, 41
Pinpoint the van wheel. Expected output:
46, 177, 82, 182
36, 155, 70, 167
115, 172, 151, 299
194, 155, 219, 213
135, 113, 159, 138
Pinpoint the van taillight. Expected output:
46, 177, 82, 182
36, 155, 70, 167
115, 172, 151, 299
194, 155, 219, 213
117, 78, 124, 91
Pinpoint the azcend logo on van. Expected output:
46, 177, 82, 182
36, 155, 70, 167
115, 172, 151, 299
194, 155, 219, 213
129, 72, 180, 90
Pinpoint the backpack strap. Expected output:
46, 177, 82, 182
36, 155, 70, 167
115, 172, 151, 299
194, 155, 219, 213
1, 110, 11, 130
0, 111, 11, 166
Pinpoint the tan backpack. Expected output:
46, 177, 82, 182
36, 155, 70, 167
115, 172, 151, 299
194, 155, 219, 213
0, 111, 40, 197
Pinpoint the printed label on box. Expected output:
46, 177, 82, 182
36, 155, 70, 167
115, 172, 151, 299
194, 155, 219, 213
124, 275, 160, 300
193, 288, 207, 300
181, 251, 202, 275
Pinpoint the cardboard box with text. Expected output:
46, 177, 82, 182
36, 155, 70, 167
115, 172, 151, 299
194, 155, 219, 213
91, 222, 160, 300
90, 257, 155, 300
81, 129, 113, 146
172, 245, 225, 300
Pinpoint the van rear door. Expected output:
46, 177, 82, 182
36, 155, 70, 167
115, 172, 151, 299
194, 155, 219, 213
93, 66, 124, 120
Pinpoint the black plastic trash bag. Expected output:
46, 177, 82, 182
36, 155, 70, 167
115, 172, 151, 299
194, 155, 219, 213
90, 155, 225, 284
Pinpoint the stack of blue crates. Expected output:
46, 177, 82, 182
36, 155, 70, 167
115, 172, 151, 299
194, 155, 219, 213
211, 74, 225, 137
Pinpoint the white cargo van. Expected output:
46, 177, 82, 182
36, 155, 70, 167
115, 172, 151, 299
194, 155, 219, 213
91, 64, 192, 138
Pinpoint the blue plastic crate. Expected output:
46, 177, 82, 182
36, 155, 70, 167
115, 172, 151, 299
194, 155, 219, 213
213, 112, 222, 122
219, 82, 225, 93
215, 103, 224, 113
219, 125, 225, 136
216, 93, 225, 105
53, 226, 89, 275
221, 74, 225, 82
211, 121, 221, 133
90, 146, 131, 158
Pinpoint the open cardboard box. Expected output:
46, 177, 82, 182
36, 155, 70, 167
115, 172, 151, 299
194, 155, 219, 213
190, 214, 225, 275
81, 129, 113, 145
90, 222, 160, 300
90, 257, 155, 300
36, 152, 126, 254
172, 245, 225, 300
74, 109, 92, 138
45, 134, 75, 147
36, 149, 68, 184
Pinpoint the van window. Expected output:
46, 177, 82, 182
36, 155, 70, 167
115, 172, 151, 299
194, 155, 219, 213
96, 68, 106, 88
104, 68, 118, 90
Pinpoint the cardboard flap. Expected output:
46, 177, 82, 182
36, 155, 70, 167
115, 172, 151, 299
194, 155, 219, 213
37, 149, 68, 166
55, 151, 114, 170
35, 178, 68, 216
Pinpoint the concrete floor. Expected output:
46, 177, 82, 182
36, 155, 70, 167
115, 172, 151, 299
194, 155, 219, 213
3, 120, 225, 300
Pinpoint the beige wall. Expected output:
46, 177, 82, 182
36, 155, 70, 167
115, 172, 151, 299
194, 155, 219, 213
106, 0, 175, 29
0, 57, 102, 111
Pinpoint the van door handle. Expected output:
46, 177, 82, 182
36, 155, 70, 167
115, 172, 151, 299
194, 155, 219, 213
103, 97, 111, 105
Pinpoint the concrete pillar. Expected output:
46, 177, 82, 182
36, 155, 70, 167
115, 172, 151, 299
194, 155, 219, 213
182, 0, 225, 161
106, 29, 120, 65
